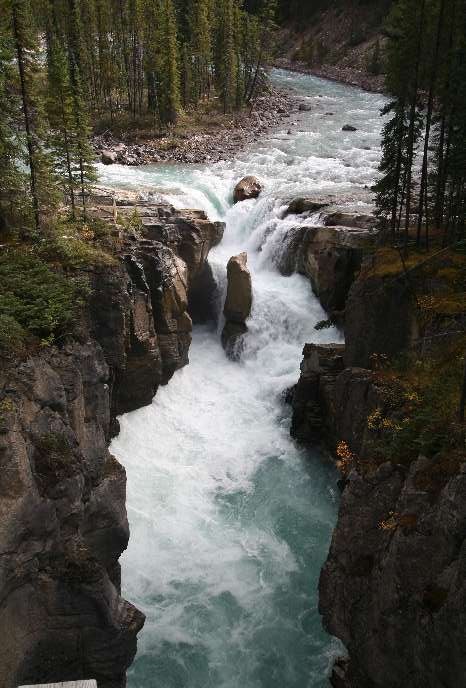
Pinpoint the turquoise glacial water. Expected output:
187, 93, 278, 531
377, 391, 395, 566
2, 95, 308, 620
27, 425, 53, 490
108, 69, 386, 688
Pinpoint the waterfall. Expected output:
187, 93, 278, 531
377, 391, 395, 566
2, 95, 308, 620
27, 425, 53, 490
108, 69, 386, 688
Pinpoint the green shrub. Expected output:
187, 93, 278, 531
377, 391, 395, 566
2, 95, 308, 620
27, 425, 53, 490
0, 314, 27, 355
0, 251, 87, 349
39, 234, 114, 269
368, 348, 465, 464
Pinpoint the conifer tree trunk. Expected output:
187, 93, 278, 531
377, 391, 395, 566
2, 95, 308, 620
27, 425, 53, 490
404, 0, 426, 246
11, 0, 40, 231
417, 0, 446, 247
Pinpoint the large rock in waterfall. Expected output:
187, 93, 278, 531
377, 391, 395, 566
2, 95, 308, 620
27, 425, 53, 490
222, 252, 252, 358
233, 176, 262, 203
223, 252, 253, 323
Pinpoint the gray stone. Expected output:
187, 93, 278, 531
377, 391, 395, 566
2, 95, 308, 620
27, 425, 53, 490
101, 150, 118, 165
285, 197, 330, 216
233, 176, 262, 203
223, 252, 252, 324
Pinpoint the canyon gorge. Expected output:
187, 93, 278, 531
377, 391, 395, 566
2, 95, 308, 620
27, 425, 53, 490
1, 67, 465, 688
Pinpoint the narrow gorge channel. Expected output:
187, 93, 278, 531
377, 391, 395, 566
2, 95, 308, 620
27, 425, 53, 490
101, 70, 386, 688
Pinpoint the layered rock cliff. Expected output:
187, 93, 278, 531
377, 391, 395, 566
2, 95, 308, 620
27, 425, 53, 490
291, 246, 466, 688
0, 194, 224, 688
278, 201, 377, 317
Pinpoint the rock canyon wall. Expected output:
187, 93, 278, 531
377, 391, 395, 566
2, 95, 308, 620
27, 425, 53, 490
0, 194, 224, 688
290, 233, 466, 688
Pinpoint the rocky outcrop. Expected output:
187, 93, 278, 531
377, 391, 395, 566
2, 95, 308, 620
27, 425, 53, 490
320, 448, 466, 688
0, 192, 224, 688
279, 223, 377, 314
290, 343, 382, 453
291, 254, 466, 688
324, 212, 375, 230
0, 343, 144, 688
233, 176, 262, 203
87, 197, 224, 416
291, 343, 345, 445
285, 197, 330, 216
222, 253, 252, 358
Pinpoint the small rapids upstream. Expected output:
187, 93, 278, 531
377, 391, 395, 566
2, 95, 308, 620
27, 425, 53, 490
107, 70, 386, 688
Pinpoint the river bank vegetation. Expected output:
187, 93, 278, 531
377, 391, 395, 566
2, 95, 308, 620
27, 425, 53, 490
375, 0, 466, 250
0, 0, 276, 235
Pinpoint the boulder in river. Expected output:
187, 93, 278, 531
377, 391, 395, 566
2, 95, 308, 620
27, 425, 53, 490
233, 176, 262, 203
324, 212, 376, 231
299, 103, 312, 111
342, 124, 357, 132
224, 252, 252, 323
285, 197, 330, 216
222, 252, 252, 359
101, 149, 118, 165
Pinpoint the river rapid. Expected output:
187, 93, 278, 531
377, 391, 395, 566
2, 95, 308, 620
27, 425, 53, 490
104, 70, 386, 688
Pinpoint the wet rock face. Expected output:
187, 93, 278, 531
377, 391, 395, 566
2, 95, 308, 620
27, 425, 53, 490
233, 176, 262, 203
0, 193, 224, 688
292, 340, 466, 687
87, 196, 225, 414
223, 252, 253, 323
0, 344, 145, 688
279, 223, 377, 314
320, 448, 466, 688
324, 212, 375, 230
222, 252, 252, 358
285, 197, 330, 216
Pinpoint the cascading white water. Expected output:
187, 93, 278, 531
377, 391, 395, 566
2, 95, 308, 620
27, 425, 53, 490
107, 70, 387, 688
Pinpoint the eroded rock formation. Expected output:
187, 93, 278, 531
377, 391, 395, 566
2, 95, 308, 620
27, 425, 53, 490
290, 254, 466, 688
0, 192, 224, 688
221, 252, 252, 358
279, 221, 377, 314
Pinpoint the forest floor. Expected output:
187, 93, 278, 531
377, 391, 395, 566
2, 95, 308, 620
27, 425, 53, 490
92, 87, 300, 166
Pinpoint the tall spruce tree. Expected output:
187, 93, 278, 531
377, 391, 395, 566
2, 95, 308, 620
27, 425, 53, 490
46, 17, 78, 216
215, 0, 237, 113
0, 11, 28, 230
158, 0, 181, 123
4, 0, 56, 232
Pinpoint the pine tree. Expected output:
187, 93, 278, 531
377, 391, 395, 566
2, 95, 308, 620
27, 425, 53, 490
46, 29, 78, 216
5, 0, 56, 232
63, 0, 97, 214
189, 0, 212, 103
159, 0, 181, 124
375, 0, 426, 240
0, 11, 28, 230
416, 0, 446, 247
215, 0, 237, 113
